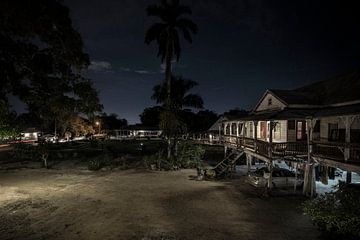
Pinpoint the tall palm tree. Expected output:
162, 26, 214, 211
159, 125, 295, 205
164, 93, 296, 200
152, 75, 203, 110
145, 0, 198, 108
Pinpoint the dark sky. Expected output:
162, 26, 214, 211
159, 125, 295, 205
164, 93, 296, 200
63, 0, 360, 123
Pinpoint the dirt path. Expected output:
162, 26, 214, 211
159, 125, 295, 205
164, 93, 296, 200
0, 168, 319, 240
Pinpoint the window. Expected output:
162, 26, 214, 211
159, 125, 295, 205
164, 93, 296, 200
231, 123, 237, 135
296, 122, 303, 140
268, 98, 272, 106
314, 120, 320, 132
288, 120, 295, 130
249, 122, 253, 137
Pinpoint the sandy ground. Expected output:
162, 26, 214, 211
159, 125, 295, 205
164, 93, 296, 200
0, 167, 319, 240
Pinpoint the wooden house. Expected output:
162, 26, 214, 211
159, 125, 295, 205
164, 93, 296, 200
220, 71, 360, 195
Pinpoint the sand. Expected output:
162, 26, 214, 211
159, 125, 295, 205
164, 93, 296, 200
0, 167, 319, 240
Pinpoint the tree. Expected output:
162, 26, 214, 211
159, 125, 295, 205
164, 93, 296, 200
192, 110, 218, 132
303, 185, 360, 239
66, 116, 95, 137
0, 99, 17, 141
97, 113, 128, 131
140, 106, 163, 127
145, 0, 198, 108
0, 0, 102, 132
152, 75, 203, 110
145, 0, 198, 160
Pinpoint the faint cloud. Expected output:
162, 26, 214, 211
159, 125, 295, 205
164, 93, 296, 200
88, 61, 113, 72
121, 66, 157, 75
134, 70, 150, 74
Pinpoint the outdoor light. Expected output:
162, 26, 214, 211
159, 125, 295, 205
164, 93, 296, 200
95, 121, 101, 134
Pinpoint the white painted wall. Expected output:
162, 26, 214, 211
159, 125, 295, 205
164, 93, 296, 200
319, 115, 360, 140
255, 92, 287, 112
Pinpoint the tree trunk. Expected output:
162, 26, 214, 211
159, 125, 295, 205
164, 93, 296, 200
164, 35, 173, 160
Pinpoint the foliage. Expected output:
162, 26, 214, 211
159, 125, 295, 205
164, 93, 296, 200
145, 0, 198, 62
145, 0, 198, 159
66, 115, 95, 137
143, 141, 205, 170
96, 113, 128, 131
152, 76, 203, 110
180, 109, 218, 133
143, 151, 166, 170
177, 141, 205, 168
0, 99, 18, 141
11, 143, 39, 161
303, 186, 360, 239
0, 0, 102, 132
140, 106, 163, 127
87, 155, 104, 171
11, 143, 50, 168
105, 140, 166, 156
159, 110, 186, 138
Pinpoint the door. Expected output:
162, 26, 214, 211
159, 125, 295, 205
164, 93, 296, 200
296, 121, 306, 141
260, 122, 267, 140
328, 123, 338, 141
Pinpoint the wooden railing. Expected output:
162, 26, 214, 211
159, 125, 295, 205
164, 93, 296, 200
312, 141, 345, 161
350, 143, 360, 163
243, 137, 255, 149
272, 142, 308, 158
208, 135, 360, 165
256, 140, 269, 156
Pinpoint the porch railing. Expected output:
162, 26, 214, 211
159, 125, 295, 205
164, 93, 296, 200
349, 143, 360, 163
221, 135, 360, 164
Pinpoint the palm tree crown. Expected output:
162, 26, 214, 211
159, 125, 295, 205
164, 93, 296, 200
152, 75, 204, 110
145, 0, 198, 62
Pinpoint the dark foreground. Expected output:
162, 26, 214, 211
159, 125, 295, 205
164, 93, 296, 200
0, 167, 319, 240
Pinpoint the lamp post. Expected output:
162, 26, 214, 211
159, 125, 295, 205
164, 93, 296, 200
95, 121, 101, 134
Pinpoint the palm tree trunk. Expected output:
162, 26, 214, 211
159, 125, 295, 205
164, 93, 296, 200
165, 36, 173, 160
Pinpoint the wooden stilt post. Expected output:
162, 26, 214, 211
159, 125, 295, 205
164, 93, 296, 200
254, 121, 258, 153
304, 118, 316, 197
246, 154, 251, 174
293, 162, 298, 193
268, 121, 274, 190
342, 116, 355, 184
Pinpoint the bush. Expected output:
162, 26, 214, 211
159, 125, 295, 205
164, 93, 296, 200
11, 143, 39, 161
303, 185, 360, 239
87, 154, 112, 171
143, 150, 173, 170
177, 141, 205, 169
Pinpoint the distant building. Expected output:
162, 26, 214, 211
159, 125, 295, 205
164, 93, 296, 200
21, 128, 41, 142
110, 125, 162, 140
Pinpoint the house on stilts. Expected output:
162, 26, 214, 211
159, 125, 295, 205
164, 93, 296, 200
212, 71, 360, 196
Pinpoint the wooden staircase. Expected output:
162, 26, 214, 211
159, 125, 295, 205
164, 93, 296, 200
213, 150, 244, 178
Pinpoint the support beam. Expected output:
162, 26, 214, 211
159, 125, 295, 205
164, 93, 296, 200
268, 121, 274, 190
254, 121, 258, 152
246, 153, 252, 174
236, 122, 239, 137
304, 118, 316, 197
341, 116, 355, 184
346, 171, 352, 184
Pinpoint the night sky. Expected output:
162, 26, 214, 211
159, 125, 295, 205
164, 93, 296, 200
62, 0, 360, 123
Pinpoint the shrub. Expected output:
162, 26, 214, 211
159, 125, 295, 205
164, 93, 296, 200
303, 185, 360, 239
177, 141, 205, 169
87, 154, 111, 171
11, 143, 39, 161
143, 150, 166, 170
